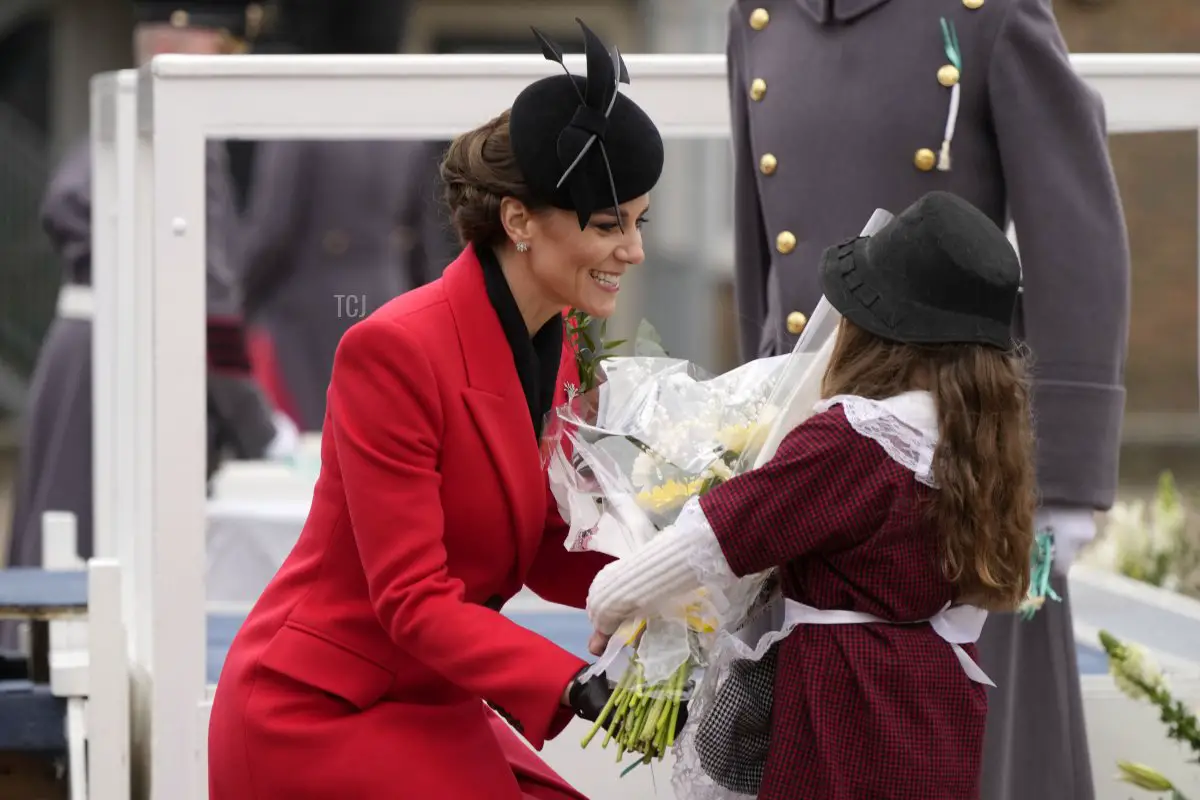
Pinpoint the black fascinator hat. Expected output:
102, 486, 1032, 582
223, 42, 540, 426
820, 191, 1021, 349
510, 19, 665, 230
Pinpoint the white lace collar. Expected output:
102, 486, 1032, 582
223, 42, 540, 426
813, 391, 939, 487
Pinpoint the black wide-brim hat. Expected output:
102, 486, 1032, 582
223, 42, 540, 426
510, 19, 664, 230
819, 191, 1021, 349
132, 1, 257, 37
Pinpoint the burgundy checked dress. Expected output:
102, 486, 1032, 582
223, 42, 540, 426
698, 401, 987, 800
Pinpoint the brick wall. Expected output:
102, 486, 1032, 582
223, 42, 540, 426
1054, 0, 1200, 414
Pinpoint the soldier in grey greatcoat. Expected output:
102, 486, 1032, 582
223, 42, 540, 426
4, 1, 293, 583
238, 0, 458, 432
725, 1, 1129, 798
239, 140, 454, 431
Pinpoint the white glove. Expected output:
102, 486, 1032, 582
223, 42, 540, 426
587, 506, 735, 635
264, 411, 301, 462
1036, 506, 1097, 576
587, 559, 639, 636
586, 526, 710, 636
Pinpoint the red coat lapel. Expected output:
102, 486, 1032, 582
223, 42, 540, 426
443, 246, 546, 580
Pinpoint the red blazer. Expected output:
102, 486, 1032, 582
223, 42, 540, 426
208, 246, 611, 800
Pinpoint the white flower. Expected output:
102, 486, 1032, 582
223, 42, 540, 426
1110, 642, 1165, 701
706, 459, 734, 482
630, 451, 665, 491
1088, 492, 1184, 588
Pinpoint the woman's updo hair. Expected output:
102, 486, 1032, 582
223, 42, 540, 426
440, 109, 539, 248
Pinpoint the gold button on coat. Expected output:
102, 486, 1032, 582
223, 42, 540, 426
963, 0, 984, 8
759, 153, 778, 175
786, 311, 808, 335
749, 8, 770, 30
750, 78, 767, 102
323, 229, 350, 255
776, 231, 796, 254
937, 64, 960, 87
914, 148, 937, 172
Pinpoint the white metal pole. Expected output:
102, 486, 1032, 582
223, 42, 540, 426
90, 74, 116, 565
136, 63, 209, 799
114, 70, 144, 660
91, 69, 142, 643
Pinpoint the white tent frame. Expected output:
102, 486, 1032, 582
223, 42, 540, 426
91, 69, 145, 654
98, 51, 1200, 800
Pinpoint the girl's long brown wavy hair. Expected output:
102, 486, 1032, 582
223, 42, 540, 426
821, 320, 1037, 611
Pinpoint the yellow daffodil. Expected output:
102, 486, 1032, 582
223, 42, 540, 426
623, 619, 647, 646
685, 610, 717, 633
716, 422, 765, 455
635, 478, 705, 514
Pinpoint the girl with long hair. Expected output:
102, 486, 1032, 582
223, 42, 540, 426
586, 190, 1037, 799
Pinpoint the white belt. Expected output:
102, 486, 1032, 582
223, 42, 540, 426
782, 599, 995, 686
57, 284, 95, 321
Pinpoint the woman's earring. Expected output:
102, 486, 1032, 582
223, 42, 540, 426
516, 241, 530, 253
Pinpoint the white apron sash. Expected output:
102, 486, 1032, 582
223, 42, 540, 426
781, 598, 995, 686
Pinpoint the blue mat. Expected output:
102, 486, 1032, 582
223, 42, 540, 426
0, 568, 87, 615
205, 611, 1112, 684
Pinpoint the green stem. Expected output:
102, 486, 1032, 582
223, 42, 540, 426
602, 682, 636, 748
619, 755, 649, 778
666, 664, 686, 748
581, 669, 633, 748
640, 690, 668, 743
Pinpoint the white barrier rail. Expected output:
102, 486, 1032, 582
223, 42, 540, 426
91, 70, 143, 657
104, 52, 1200, 800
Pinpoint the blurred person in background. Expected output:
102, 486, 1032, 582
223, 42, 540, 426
239, 0, 458, 432
723, 1, 1130, 798
3, 0, 296, 635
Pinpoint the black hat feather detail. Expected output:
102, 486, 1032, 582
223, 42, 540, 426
511, 19, 664, 230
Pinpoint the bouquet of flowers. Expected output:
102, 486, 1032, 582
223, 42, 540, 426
542, 296, 851, 773
542, 333, 789, 766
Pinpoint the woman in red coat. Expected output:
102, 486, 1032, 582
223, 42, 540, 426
207, 20, 664, 800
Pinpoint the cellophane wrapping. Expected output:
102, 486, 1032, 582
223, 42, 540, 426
538, 298, 843, 769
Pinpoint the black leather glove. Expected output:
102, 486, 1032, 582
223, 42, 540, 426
567, 667, 613, 723
566, 666, 690, 738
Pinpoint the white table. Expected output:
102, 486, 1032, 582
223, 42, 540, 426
206, 497, 310, 606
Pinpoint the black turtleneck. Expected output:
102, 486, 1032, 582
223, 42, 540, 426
477, 246, 564, 440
